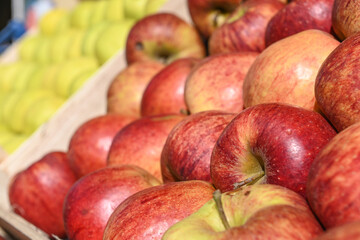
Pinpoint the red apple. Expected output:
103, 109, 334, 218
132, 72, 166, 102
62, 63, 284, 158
208, 0, 285, 55
107, 114, 185, 180
243, 29, 340, 111
126, 13, 206, 65
315, 31, 360, 132
332, 0, 360, 40
265, 0, 334, 47
184, 52, 259, 114
141, 57, 200, 117
103, 180, 215, 240
313, 221, 360, 240
8, 152, 77, 238
67, 114, 135, 178
163, 184, 323, 240
161, 110, 236, 183
307, 121, 360, 229
186, 0, 243, 39
107, 60, 165, 118
211, 103, 336, 198
63, 165, 160, 240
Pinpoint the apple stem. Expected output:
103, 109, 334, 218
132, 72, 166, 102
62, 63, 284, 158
213, 189, 231, 230
233, 171, 265, 190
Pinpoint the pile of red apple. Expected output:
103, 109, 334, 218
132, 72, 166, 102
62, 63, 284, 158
7, 0, 360, 239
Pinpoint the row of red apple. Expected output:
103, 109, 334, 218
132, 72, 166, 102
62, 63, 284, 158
6, 0, 360, 239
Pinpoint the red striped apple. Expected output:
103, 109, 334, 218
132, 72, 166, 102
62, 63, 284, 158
243, 29, 340, 111
161, 110, 236, 183
332, 0, 360, 40
211, 103, 336, 198
163, 184, 323, 240
107, 114, 185, 180
313, 221, 360, 240
208, 0, 285, 55
63, 165, 160, 240
9, 152, 77, 238
265, 0, 334, 47
67, 114, 135, 177
103, 180, 215, 240
307, 121, 360, 229
315, 31, 360, 132
126, 13, 206, 65
141, 57, 199, 117
184, 52, 258, 114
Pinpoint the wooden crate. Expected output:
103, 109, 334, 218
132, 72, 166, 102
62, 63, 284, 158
0, 0, 191, 239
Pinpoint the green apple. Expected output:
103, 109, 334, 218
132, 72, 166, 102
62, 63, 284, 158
0, 91, 23, 128
70, 1, 95, 29
67, 69, 96, 97
49, 31, 74, 63
145, 0, 167, 14
18, 35, 43, 61
123, 0, 148, 20
0, 62, 22, 92
41, 64, 61, 90
67, 29, 87, 59
95, 19, 135, 64
89, 0, 108, 26
54, 57, 99, 98
162, 184, 323, 240
106, 0, 125, 22
10, 62, 40, 91
27, 65, 48, 90
82, 22, 108, 57
7, 89, 56, 133
39, 8, 71, 36
23, 94, 65, 134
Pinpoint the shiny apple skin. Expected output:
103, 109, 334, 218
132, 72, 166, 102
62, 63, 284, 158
211, 103, 336, 198
332, 0, 360, 40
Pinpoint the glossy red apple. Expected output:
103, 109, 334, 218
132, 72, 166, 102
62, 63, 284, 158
313, 221, 360, 240
332, 0, 360, 40
184, 52, 259, 114
315, 31, 360, 132
307, 121, 360, 229
67, 114, 135, 177
208, 0, 285, 55
141, 57, 200, 117
243, 29, 340, 111
103, 180, 215, 240
163, 184, 323, 240
186, 0, 243, 39
107, 60, 165, 118
126, 13, 206, 65
211, 103, 336, 198
265, 0, 334, 47
8, 152, 77, 238
107, 114, 185, 180
161, 110, 236, 183
63, 165, 160, 240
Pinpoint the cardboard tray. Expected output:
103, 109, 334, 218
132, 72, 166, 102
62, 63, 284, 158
0, 0, 191, 239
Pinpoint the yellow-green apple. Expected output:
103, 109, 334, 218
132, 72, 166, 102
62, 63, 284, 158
332, 0, 360, 40
123, 0, 148, 20
103, 180, 215, 240
67, 114, 135, 178
161, 111, 236, 183
107, 114, 185, 180
163, 184, 323, 240
107, 60, 165, 118
88, 0, 108, 26
82, 22, 108, 57
184, 52, 258, 114
126, 13, 206, 65
63, 165, 160, 240
315, 31, 360, 132
105, 0, 125, 22
187, 0, 243, 39
211, 103, 336, 198
39, 8, 70, 36
141, 57, 200, 117
145, 0, 168, 14
70, 1, 95, 29
313, 221, 360, 240
243, 29, 340, 111
8, 152, 77, 238
49, 30, 75, 63
95, 20, 135, 64
307, 121, 360, 229
18, 35, 42, 62
265, 0, 334, 47
208, 0, 285, 55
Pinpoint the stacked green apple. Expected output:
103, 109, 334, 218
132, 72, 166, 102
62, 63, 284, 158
0, 0, 167, 154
